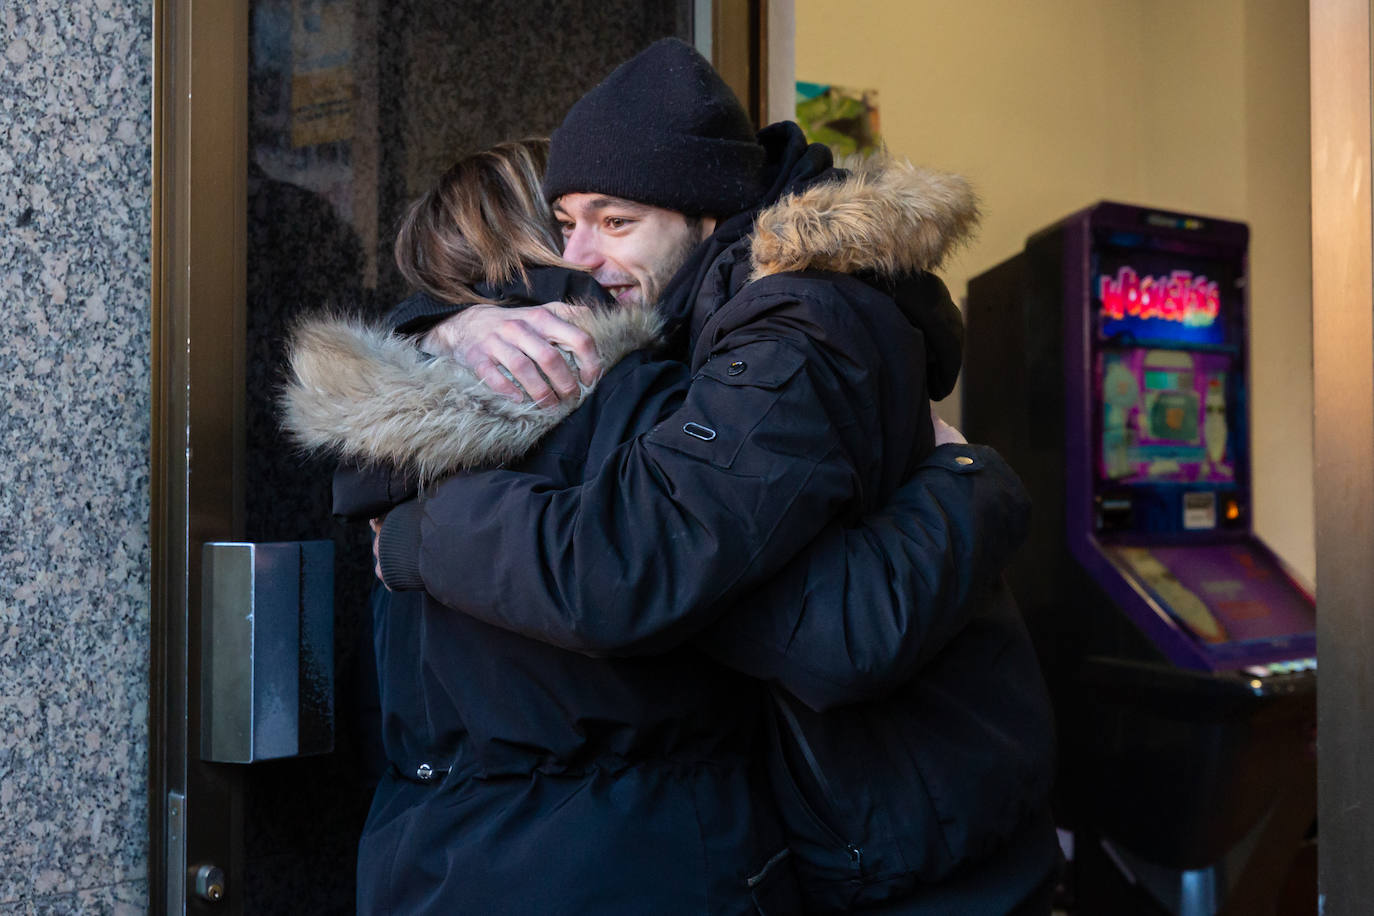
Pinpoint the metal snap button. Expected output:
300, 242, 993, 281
416, 763, 434, 780
727, 361, 746, 376
955, 456, 974, 466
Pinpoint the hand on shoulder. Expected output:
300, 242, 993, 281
931, 406, 966, 445
421, 302, 602, 404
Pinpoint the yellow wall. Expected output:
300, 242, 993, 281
796, 0, 1314, 583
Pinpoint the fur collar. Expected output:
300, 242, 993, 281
749, 155, 979, 281
280, 305, 661, 483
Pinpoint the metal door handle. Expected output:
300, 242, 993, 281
200, 541, 334, 763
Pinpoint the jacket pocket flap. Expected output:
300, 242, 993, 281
697, 341, 806, 389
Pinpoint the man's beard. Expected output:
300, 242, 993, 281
638, 228, 704, 306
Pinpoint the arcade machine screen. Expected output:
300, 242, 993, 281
1090, 242, 1314, 669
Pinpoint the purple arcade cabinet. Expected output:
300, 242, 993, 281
965, 203, 1316, 915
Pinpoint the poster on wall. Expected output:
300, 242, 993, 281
795, 82, 882, 157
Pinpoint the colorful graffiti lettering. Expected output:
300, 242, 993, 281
1099, 267, 1221, 327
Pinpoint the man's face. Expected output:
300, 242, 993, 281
554, 193, 714, 306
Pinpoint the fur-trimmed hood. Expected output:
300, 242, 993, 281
280, 156, 977, 481
281, 305, 661, 483
749, 155, 979, 281
749, 155, 975, 400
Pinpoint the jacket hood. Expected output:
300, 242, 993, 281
748, 154, 976, 400
280, 305, 662, 483
749, 154, 979, 281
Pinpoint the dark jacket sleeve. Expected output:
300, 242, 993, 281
696, 443, 1032, 712
378, 280, 898, 655
332, 461, 417, 522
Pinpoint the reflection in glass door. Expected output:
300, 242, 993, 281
239, 3, 695, 911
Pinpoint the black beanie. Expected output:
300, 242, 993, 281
543, 38, 767, 217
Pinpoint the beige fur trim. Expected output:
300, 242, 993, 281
280, 305, 662, 483
749, 155, 979, 280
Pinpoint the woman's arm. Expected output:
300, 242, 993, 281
696, 444, 1031, 711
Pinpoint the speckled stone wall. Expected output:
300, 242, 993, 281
0, 1, 152, 913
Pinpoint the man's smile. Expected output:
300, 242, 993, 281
597, 275, 638, 302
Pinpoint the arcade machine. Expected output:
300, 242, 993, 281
964, 203, 1317, 915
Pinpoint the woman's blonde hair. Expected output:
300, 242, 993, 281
394, 138, 571, 305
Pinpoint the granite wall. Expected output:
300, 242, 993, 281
0, 1, 153, 914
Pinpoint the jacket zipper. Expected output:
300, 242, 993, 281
769, 686, 864, 877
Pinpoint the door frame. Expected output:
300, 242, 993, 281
150, 0, 248, 911
1309, 0, 1374, 910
